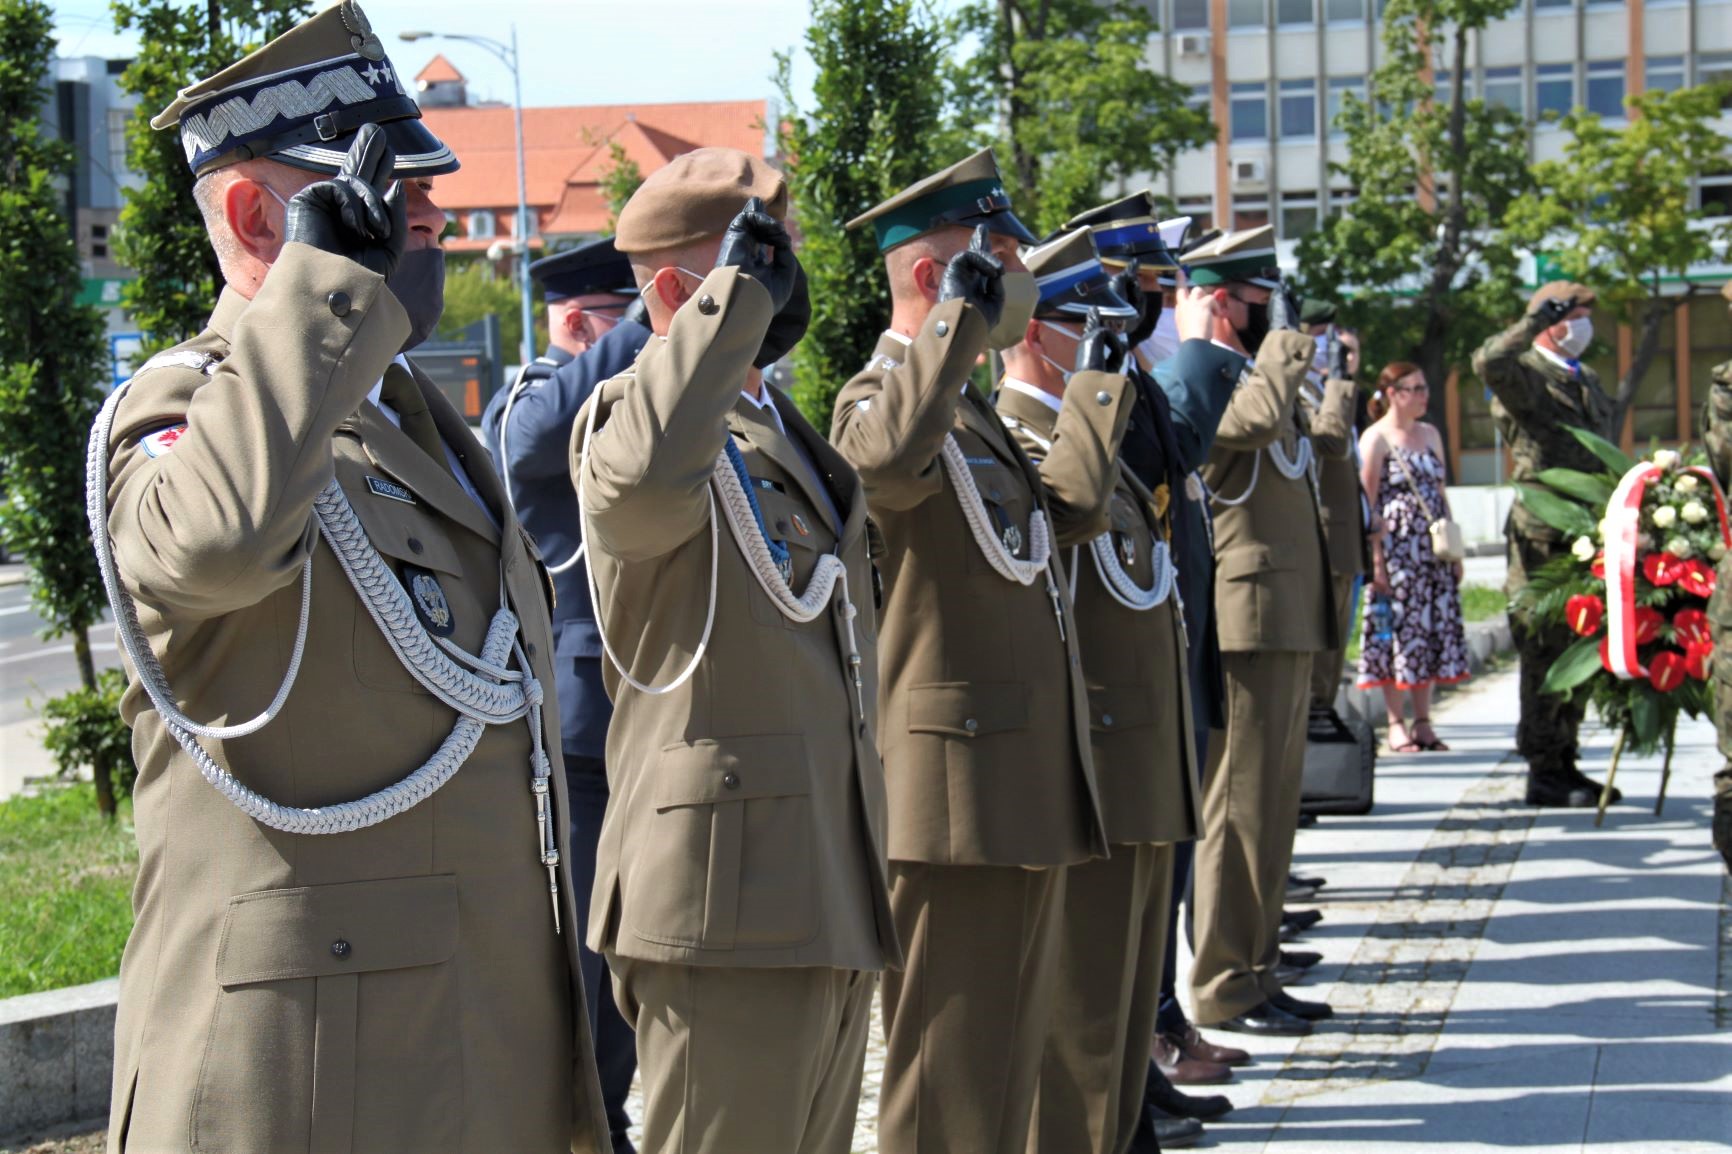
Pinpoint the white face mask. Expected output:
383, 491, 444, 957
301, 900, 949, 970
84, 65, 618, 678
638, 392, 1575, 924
1138, 310, 1181, 365
1558, 315, 1593, 358
1037, 320, 1082, 384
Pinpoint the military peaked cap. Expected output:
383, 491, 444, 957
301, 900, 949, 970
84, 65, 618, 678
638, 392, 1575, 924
1184, 225, 1282, 288
848, 149, 1037, 253
151, 1, 457, 179
1299, 298, 1338, 325
1065, 193, 1178, 270
1025, 229, 1137, 323
530, 238, 638, 302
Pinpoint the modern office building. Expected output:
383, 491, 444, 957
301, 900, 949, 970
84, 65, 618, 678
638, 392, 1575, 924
1140, 0, 1732, 477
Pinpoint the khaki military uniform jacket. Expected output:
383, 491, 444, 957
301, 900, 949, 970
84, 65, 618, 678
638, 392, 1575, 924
831, 301, 1129, 867
571, 266, 897, 973
1202, 331, 1336, 654
996, 384, 1201, 846
1301, 376, 1367, 582
99, 244, 609, 1153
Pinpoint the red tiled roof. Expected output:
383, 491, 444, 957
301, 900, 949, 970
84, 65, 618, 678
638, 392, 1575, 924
415, 54, 464, 85
421, 99, 768, 238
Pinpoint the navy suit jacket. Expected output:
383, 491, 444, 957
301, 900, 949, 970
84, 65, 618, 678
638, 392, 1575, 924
1150, 338, 1248, 734
480, 320, 652, 759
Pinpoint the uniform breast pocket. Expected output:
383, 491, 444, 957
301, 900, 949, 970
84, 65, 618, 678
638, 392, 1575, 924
191, 876, 461, 1153
346, 500, 468, 694
622, 735, 817, 951
962, 462, 1034, 578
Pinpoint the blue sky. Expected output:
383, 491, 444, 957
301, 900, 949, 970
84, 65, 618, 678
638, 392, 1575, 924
51, 0, 832, 111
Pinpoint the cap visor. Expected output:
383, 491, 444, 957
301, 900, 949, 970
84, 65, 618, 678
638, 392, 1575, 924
272, 118, 460, 177
1042, 282, 1140, 321
964, 210, 1039, 247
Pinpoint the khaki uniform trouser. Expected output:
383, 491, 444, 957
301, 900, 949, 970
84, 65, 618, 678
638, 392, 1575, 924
1191, 649, 1313, 1023
879, 861, 1067, 1154
610, 957, 874, 1154
1310, 572, 1359, 709
1029, 843, 1174, 1154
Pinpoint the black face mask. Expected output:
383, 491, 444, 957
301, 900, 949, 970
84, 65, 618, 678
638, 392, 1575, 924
1234, 298, 1270, 356
386, 247, 446, 352
755, 260, 810, 369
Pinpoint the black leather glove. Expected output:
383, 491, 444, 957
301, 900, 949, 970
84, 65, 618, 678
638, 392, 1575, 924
1075, 307, 1129, 375
283, 124, 407, 279
1114, 260, 1160, 347
715, 196, 797, 313
1328, 329, 1352, 380
754, 260, 810, 368
1530, 293, 1577, 327
1713, 785, 1732, 875
938, 224, 1006, 330
1268, 281, 1302, 333
620, 294, 650, 330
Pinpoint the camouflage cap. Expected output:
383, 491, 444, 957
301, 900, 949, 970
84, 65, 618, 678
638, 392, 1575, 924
612, 148, 788, 256
1528, 280, 1597, 313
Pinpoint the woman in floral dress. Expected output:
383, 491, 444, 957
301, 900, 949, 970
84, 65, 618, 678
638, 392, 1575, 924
1357, 362, 1472, 752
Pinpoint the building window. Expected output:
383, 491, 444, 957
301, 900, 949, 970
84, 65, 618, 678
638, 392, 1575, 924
106, 108, 133, 188
1701, 168, 1732, 218
1189, 82, 1212, 114
1433, 69, 1453, 105
1324, 0, 1364, 20
1700, 54, 1732, 110
1535, 63, 1575, 119
1585, 60, 1625, 118
466, 210, 497, 239
1233, 200, 1270, 229
1280, 191, 1320, 237
1644, 56, 1685, 94
1228, 0, 1267, 28
1533, 0, 1571, 9
1483, 65, 1523, 114
1326, 76, 1365, 134
1172, 0, 1210, 30
1231, 82, 1269, 140
1279, 78, 1318, 137
1277, 0, 1315, 23
1177, 197, 1214, 234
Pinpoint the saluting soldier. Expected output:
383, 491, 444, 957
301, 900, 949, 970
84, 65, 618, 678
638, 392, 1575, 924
995, 229, 1201, 1154
570, 149, 898, 1154
1182, 227, 1337, 1039
831, 150, 1126, 1154
1472, 282, 1620, 807
90, 5, 609, 1151
481, 236, 652, 1154
1696, 277, 1732, 875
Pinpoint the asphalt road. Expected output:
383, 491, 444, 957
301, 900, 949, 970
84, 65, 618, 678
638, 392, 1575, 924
0, 574, 118, 728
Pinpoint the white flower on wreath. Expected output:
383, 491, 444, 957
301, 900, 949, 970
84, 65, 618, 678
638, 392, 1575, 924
1666, 536, 1694, 558
1652, 504, 1678, 529
1654, 449, 1681, 471
1682, 500, 1710, 525
1572, 536, 1597, 562
1676, 474, 1701, 494
1712, 541, 1728, 562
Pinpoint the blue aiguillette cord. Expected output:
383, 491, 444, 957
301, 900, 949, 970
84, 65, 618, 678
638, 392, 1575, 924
724, 436, 791, 574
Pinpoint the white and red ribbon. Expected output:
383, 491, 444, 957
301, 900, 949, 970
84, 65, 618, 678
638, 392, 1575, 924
1602, 463, 1732, 680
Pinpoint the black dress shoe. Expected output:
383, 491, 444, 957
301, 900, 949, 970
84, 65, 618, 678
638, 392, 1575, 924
1298, 812, 1319, 828
1525, 773, 1608, 808
1282, 908, 1324, 931
1210, 1000, 1312, 1036
1282, 949, 1322, 969
1286, 879, 1320, 902
1567, 767, 1622, 804
1279, 921, 1301, 943
1146, 1061, 1235, 1120
1270, 988, 1334, 1021
1291, 872, 1326, 890
1145, 1107, 1205, 1149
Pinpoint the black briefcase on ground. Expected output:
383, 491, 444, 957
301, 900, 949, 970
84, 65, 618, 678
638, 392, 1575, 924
1301, 707, 1376, 816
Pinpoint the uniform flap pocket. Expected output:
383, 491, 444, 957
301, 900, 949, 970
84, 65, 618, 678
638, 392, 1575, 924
556, 619, 603, 658
344, 476, 465, 577
1216, 544, 1290, 581
655, 735, 811, 808
1088, 685, 1157, 732
908, 681, 1028, 738
214, 874, 458, 987
755, 488, 823, 552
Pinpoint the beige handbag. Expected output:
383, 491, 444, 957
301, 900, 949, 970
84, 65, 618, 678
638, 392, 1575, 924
1388, 440, 1466, 563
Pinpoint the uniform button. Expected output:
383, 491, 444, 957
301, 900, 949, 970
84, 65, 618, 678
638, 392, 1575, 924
722, 772, 741, 790
775, 520, 789, 535
1097, 390, 1113, 406
331, 939, 351, 958
963, 718, 979, 733
327, 291, 351, 317
1102, 714, 1115, 727
407, 537, 424, 554
697, 295, 718, 315
935, 321, 949, 337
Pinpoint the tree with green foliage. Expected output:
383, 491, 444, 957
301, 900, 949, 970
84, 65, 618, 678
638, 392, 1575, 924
439, 258, 535, 358
111, 0, 311, 351
599, 139, 644, 235
774, 0, 958, 424
950, 0, 1213, 235
0, 0, 124, 814
1504, 83, 1732, 432
1294, 0, 1532, 427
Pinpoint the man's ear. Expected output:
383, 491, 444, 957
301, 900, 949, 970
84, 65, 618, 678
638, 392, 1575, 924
645, 267, 694, 313
911, 256, 943, 304
227, 179, 283, 263
1024, 316, 1043, 350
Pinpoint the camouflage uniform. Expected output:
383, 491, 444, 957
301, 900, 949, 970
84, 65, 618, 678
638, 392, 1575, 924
1697, 279, 1732, 871
1472, 313, 1617, 782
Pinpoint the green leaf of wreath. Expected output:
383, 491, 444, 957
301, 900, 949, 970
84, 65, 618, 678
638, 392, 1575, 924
1542, 634, 1605, 695
1535, 467, 1616, 508
1630, 688, 1662, 748
1565, 425, 1636, 477
1518, 485, 1599, 539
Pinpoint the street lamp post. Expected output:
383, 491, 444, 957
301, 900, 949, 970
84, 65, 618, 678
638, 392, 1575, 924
401, 26, 537, 367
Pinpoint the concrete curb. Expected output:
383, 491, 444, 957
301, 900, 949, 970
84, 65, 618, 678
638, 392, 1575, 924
0, 565, 28, 589
1342, 613, 1513, 728
0, 979, 117, 1138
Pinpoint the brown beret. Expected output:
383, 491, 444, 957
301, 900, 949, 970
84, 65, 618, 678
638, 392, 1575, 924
614, 148, 788, 256
1528, 280, 1596, 314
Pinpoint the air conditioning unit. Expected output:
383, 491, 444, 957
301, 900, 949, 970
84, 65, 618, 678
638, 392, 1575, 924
1177, 33, 1209, 58
1231, 157, 1267, 187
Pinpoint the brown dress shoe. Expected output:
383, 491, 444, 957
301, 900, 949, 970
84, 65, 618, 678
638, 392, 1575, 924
1154, 1033, 1231, 1085
1181, 1022, 1252, 1067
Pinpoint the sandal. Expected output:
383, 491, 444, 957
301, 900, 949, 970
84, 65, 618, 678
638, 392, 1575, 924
1412, 719, 1450, 752
1386, 722, 1422, 754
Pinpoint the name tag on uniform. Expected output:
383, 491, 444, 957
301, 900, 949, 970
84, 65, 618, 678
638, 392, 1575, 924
367, 476, 417, 505
751, 476, 785, 494
965, 455, 997, 468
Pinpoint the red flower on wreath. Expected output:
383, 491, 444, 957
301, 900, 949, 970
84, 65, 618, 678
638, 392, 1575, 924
1644, 553, 1687, 587
1678, 559, 1716, 599
1634, 606, 1665, 646
1592, 553, 1607, 579
1648, 649, 1688, 693
1566, 594, 1605, 637
1685, 642, 1713, 681
1673, 608, 1711, 650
